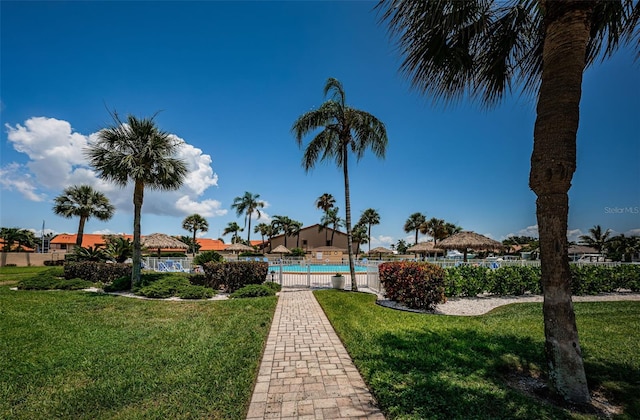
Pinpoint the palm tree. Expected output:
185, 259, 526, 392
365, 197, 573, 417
320, 207, 344, 246
254, 222, 272, 254
182, 214, 209, 256
104, 235, 134, 263
579, 225, 611, 253
605, 234, 640, 262
52, 185, 115, 247
85, 112, 187, 286
377, 0, 638, 403
223, 222, 243, 244
316, 193, 336, 244
231, 191, 264, 244
0, 228, 37, 252
291, 220, 303, 248
404, 212, 426, 245
293, 78, 388, 291
352, 223, 368, 258
359, 208, 381, 253
271, 215, 298, 248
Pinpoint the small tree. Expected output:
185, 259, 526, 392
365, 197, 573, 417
182, 214, 209, 255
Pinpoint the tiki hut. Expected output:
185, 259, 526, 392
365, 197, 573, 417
437, 231, 503, 262
225, 242, 255, 254
406, 241, 445, 258
141, 233, 188, 257
367, 246, 394, 260
271, 244, 292, 259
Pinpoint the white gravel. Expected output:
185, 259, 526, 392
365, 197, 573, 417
376, 292, 640, 316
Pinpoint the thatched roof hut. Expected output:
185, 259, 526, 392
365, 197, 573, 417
367, 246, 394, 259
141, 233, 188, 257
225, 242, 255, 254
437, 231, 503, 262
406, 242, 445, 255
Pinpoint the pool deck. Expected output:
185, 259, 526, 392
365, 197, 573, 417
246, 288, 384, 419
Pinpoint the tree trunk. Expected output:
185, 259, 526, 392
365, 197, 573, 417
529, 0, 593, 404
192, 230, 197, 256
368, 225, 372, 253
247, 213, 252, 244
131, 180, 144, 287
343, 146, 357, 291
76, 216, 87, 247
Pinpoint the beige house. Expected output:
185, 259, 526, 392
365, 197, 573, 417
269, 224, 358, 254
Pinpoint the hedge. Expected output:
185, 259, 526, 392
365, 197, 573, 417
379, 261, 446, 310
64, 262, 132, 284
201, 261, 269, 293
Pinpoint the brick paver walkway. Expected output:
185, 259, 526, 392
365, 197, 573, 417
246, 289, 385, 419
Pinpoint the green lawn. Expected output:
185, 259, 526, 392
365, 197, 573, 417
0, 266, 50, 286
0, 285, 276, 419
314, 290, 640, 420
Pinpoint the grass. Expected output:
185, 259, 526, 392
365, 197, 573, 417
314, 290, 640, 420
0, 285, 277, 419
0, 266, 50, 286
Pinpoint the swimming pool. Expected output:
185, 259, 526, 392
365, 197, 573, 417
275, 264, 368, 273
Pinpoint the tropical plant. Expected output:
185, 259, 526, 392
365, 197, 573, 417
605, 234, 640, 262
182, 214, 209, 255
0, 227, 38, 251
358, 208, 381, 254
395, 239, 409, 254
316, 193, 336, 244
69, 245, 110, 262
404, 212, 426, 245
352, 223, 368, 258
420, 218, 462, 246
104, 235, 134, 263
292, 77, 388, 291
223, 222, 243, 244
52, 185, 115, 247
579, 225, 612, 253
270, 215, 297, 248
291, 220, 303, 248
85, 112, 188, 287
231, 191, 264, 243
254, 223, 273, 254
377, 0, 639, 403
319, 207, 344, 246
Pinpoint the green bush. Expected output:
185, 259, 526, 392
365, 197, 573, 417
263, 281, 282, 292
43, 259, 64, 266
64, 262, 131, 284
202, 261, 269, 293
103, 275, 131, 292
193, 251, 224, 266
17, 269, 93, 290
136, 275, 216, 299
488, 266, 541, 295
230, 284, 275, 298
290, 248, 306, 257
448, 265, 491, 297
379, 261, 446, 310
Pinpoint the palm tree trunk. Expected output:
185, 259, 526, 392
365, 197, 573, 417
192, 230, 197, 256
343, 146, 357, 291
131, 180, 144, 287
367, 225, 372, 253
76, 216, 87, 247
247, 213, 252, 244
529, 0, 593, 404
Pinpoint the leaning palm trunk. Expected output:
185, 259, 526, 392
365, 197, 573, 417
343, 147, 357, 291
529, 0, 593, 404
131, 180, 144, 287
76, 216, 87, 247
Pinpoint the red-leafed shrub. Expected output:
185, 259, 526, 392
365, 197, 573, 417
379, 261, 446, 310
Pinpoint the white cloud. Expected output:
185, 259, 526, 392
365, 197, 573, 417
3, 116, 224, 218
0, 163, 46, 202
370, 235, 394, 246
566, 229, 584, 243
503, 225, 539, 240
626, 228, 640, 236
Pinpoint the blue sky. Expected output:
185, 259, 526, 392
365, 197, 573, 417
1, 1, 639, 247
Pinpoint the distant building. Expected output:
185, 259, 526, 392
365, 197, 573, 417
269, 224, 357, 254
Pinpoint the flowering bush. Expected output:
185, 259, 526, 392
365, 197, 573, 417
379, 261, 446, 310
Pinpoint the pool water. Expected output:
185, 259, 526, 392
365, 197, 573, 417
277, 264, 367, 273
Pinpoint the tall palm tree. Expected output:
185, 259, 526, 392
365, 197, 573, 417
271, 215, 298, 248
316, 193, 336, 244
52, 185, 115, 247
254, 222, 272, 254
420, 217, 445, 245
293, 77, 388, 291
292, 220, 303, 248
182, 214, 209, 256
85, 112, 187, 286
359, 208, 381, 253
231, 191, 265, 243
404, 212, 426, 245
319, 207, 344, 246
352, 222, 368, 259
377, 0, 638, 403
578, 225, 611, 253
223, 222, 243, 244
0, 227, 37, 252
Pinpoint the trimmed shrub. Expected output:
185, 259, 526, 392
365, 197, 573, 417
44, 260, 65, 266
202, 261, 269, 293
263, 281, 282, 293
64, 262, 131, 284
135, 274, 216, 299
230, 284, 275, 298
177, 285, 216, 300
379, 261, 446, 310
488, 266, 542, 296
18, 269, 93, 290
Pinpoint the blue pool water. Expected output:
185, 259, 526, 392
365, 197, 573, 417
278, 264, 367, 273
